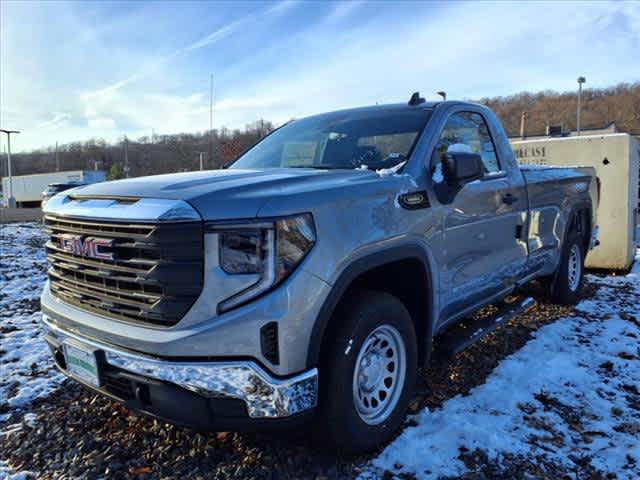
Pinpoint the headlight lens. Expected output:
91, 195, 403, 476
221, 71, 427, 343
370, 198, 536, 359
216, 213, 315, 312
220, 230, 265, 274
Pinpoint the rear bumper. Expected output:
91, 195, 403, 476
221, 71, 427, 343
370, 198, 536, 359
42, 314, 318, 425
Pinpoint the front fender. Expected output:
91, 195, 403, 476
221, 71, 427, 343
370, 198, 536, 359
305, 241, 439, 369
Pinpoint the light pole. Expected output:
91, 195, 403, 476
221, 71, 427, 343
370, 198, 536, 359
577, 76, 586, 136
195, 151, 206, 171
0, 129, 20, 208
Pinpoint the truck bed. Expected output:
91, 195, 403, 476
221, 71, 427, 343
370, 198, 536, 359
520, 164, 598, 269
520, 164, 599, 226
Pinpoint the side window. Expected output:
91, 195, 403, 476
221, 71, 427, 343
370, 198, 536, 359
433, 111, 500, 174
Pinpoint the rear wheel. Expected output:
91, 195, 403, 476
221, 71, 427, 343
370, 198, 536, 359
549, 231, 584, 304
319, 291, 417, 454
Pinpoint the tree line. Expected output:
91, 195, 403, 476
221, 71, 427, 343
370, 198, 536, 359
1, 119, 275, 180
481, 82, 640, 138
2, 82, 638, 180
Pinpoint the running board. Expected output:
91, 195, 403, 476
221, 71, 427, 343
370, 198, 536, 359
437, 297, 536, 357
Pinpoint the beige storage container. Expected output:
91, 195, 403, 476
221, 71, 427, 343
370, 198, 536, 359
511, 134, 639, 270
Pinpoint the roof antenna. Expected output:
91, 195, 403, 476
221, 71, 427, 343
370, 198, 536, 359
408, 91, 425, 106
437, 91, 447, 101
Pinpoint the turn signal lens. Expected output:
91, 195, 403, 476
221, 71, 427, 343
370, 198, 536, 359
276, 214, 316, 281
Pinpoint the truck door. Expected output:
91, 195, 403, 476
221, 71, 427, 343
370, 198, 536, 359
429, 110, 528, 323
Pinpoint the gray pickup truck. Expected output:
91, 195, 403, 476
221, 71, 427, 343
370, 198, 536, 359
41, 95, 598, 453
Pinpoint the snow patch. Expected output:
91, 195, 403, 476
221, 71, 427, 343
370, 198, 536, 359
364, 246, 640, 479
0, 460, 34, 480
0, 223, 63, 422
376, 161, 407, 177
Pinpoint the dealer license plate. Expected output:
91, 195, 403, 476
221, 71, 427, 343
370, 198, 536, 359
63, 341, 101, 387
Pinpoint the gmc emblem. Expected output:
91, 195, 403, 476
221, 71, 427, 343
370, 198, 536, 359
58, 234, 114, 260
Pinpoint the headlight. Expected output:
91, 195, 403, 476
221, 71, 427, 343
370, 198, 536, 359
220, 230, 266, 274
215, 213, 316, 312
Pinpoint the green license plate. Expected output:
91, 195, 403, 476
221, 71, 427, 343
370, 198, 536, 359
63, 341, 101, 387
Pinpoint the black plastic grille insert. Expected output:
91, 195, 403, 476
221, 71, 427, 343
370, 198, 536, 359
44, 214, 203, 327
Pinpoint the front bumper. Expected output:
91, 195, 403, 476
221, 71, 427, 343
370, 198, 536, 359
43, 315, 318, 421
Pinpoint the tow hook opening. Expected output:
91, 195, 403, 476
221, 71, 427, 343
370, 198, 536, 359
135, 384, 151, 406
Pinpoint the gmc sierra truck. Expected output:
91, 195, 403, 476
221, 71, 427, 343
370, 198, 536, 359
41, 95, 598, 453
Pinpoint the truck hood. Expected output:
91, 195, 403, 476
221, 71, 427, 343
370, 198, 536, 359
69, 168, 386, 220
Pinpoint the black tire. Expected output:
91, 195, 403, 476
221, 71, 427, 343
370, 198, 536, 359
549, 231, 585, 304
318, 290, 417, 454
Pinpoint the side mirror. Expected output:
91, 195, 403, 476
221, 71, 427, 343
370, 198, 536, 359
442, 152, 484, 185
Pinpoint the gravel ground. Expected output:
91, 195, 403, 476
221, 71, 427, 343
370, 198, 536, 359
0, 295, 581, 480
0, 222, 634, 479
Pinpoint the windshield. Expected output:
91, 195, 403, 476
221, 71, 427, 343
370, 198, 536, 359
229, 108, 432, 170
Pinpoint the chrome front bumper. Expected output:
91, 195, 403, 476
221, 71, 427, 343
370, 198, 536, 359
42, 315, 318, 419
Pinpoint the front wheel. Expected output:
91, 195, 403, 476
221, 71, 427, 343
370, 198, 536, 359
319, 291, 417, 454
549, 232, 585, 304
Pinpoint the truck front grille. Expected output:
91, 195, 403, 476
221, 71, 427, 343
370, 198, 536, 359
44, 214, 203, 327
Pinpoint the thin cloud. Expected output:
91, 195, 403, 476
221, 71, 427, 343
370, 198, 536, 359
84, 1, 296, 100
36, 113, 71, 129
326, 0, 364, 23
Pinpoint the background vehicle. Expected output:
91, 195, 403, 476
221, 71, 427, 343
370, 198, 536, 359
41, 95, 597, 453
41, 182, 86, 207
2, 170, 106, 208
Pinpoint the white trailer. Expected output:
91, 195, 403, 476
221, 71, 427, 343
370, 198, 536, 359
2, 170, 106, 207
511, 133, 639, 270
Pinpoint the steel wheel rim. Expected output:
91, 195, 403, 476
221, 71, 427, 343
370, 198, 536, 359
352, 324, 407, 425
568, 244, 581, 291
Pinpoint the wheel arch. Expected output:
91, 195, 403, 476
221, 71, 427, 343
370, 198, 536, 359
562, 201, 593, 255
306, 244, 437, 370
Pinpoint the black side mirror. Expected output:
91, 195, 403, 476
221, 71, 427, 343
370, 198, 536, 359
442, 152, 484, 185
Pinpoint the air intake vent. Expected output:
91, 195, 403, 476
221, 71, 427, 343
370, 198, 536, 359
260, 322, 279, 365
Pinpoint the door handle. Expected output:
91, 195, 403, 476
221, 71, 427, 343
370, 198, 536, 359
502, 193, 517, 205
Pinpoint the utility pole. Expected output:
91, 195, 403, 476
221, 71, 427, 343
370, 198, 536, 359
577, 76, 586, 136
0, 129, 20, 208
209, 73, 214, 167
55, 141, 60, 172
520, 111, 528, 139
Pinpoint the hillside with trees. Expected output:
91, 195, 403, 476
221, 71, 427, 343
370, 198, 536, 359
481, 82, 640, 138
2, 120, 275, 180
2, 83, 638, 180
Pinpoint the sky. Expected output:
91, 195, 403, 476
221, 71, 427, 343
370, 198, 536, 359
1, 0, 639, 153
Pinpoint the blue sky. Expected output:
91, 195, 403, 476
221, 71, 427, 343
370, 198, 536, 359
1, 0, 639, 152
